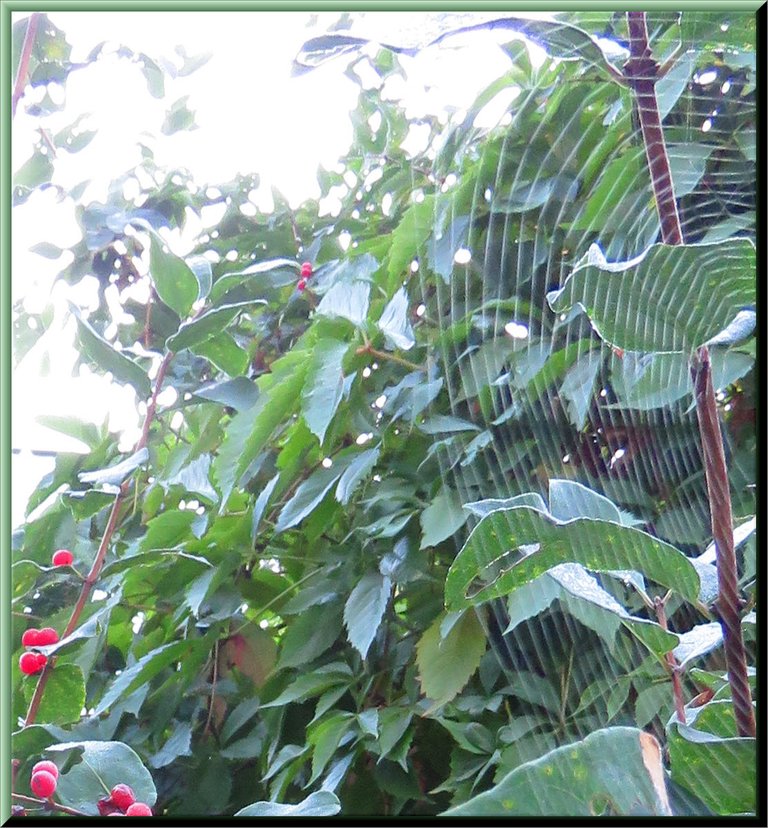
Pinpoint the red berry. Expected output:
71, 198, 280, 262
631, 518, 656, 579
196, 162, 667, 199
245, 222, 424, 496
36, 653, 49, 668
32, 760, 59, 779
52, 549, 74, 566
297, 278, 307, 292
30, 769, 57, 798
19, 652, 46, 675
125, 803, 153, 816
37, 627, 60, 646
300, 262, 312, 277
22, 628, 42, 647
110, 784, 136, 811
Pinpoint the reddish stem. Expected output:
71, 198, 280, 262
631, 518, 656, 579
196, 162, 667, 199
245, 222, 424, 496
624, 12, 683, 245
691, 348, 755, 737
655, 597, 686, 724
23, 351, 174, 726
12, 13, 41, 119
12, 792, 87, 817
623, 12, 755, 739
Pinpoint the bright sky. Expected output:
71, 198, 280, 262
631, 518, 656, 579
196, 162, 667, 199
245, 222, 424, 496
12, 11, 548, 527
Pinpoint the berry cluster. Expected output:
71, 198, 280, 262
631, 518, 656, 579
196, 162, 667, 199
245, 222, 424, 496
297, 261, 312, 292
18, 550, 73, 675
29, 760, 59, 799
97, 784, 153, 817
19, 627, 59, 675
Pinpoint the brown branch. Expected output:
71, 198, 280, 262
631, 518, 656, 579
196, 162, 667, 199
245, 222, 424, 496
691, 348, 755, 738
623, 12, 754, 739
623, 12, 683, 245
24, 351, 175, 726
12, 792, 87, 817
12, 13, 42, 119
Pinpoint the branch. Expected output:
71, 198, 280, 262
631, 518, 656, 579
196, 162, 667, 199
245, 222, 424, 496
12, 792, 87, 817
623, 12, 683, 245
691, 348, 755, 738
623, 12, 754, 739
12, 13, 42, 119
24, 351, 175, 726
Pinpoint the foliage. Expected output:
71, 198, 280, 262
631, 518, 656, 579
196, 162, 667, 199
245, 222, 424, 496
11, 10, 756, 818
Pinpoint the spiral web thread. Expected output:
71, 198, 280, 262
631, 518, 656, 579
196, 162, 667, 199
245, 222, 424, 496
338, 9, 756, 797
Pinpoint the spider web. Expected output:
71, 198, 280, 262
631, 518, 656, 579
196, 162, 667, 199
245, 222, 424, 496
299, 9, 756, 812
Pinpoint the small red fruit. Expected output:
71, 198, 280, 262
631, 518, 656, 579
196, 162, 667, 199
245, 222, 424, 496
52, 549, 74, 566
297, 278, 307, 292
110, 784, 136, 811
300, 262, 312, 278
125, 803, 153, 816
37, 627, 60, 646
98, 796, 120, 816
32, 760, 59, 779
22, 628, 42, 647
19, 652, 46, 675
30, 769, 57, 798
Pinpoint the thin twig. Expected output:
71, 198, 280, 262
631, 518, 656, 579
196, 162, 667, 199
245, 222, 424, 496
12, 792, 87, 817
654, 596, 686, 724
12, 13, 41, 119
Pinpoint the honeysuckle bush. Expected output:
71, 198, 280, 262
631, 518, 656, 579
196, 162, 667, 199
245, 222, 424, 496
11, 11, 756, 818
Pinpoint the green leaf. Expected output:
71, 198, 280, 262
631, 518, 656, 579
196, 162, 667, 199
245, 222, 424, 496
420, 487, 468, 549
388, 197, 435, 286
261, 663, 351, 709
417, 415, 481, 434
668, 715, 756, 815
610, 348, 753, 411
416, 610, 486, 707
276, 603, 343, 670
672, 623, 723, 669
547, 240, 756, 352
235, 791, 340, 817
78, 448, 148, 486
192, 332, 249, 376
192, 377, 259, 411
301, 339, 349, 445
316, 281, 370, 326
378, 286, 415, 350
138, 223, 199, 317
549, 479, 641, 526
308, 712, 355, 784
139, 509, 198, 552
167, 300, 265, 351
72, 307, 151, 398
464, 493, 548, 518
186, 254, 213, 302
559, 349, 601, 430
445, 507, 701, 610
444, 727, 672, 816
22, 664, 84, 726
335, 446, 379, 505
49, 741, 156, 816
502, 671, 560, 715
214, 356, 309, 508
343, 572, 391, 659
92, 640, 194, 716
275, 463, 346, 532
548, 563, 677, 656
